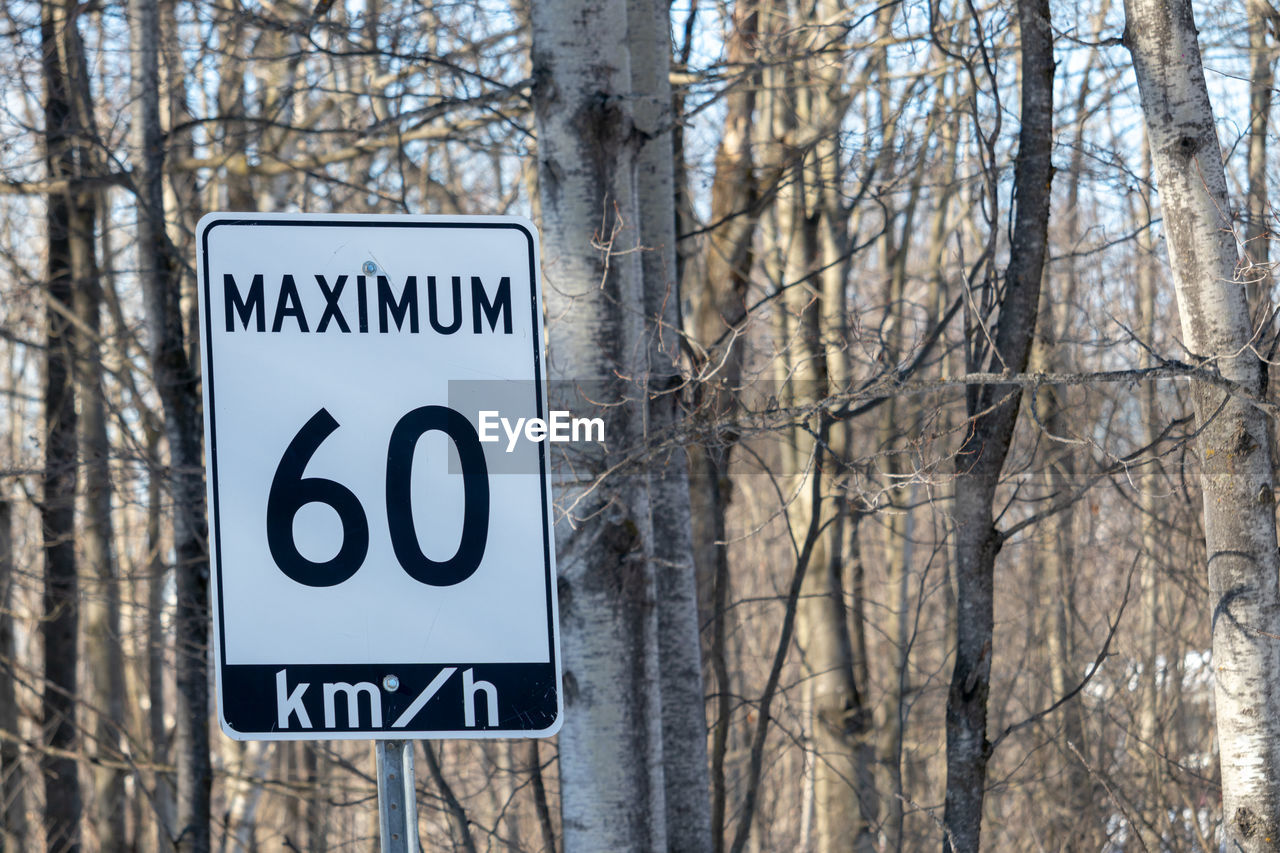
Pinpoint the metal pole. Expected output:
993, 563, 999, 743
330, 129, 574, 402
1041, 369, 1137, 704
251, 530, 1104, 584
376, 740, 420, 853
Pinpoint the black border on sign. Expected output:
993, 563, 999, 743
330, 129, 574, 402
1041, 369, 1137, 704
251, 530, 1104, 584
198, 215, 559, 740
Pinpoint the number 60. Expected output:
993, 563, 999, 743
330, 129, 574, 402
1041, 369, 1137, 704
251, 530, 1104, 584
265, 406, 490, 588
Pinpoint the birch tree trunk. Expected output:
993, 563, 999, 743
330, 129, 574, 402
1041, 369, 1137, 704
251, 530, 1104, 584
628, 0, 713, 848
531, 1, 666, 848
942, 0, 1053, 848
1125, 0, 1280, 846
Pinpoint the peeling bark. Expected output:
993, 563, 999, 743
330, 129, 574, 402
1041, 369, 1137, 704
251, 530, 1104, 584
531, 0, 667, 848
1126, 0, 1280, 848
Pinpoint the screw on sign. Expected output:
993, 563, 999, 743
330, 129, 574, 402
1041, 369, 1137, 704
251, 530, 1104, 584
197, 213, 562, 850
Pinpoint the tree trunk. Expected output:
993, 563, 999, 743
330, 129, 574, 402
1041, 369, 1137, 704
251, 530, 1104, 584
1135, 146, 1167, 850
303, 745, 326, 852
754, 4, 873, 848
1125, 0, 1280, 847
1028, 96, 1096, 845
687, 0, 757, 638
684, 7, 759, 849
73, 172, 127, 853
145, 426, 176, 852
628, 0, 713, 849
131, 0, 212, 847
52, 16, 121, 847
526, 740, 557, 853
41, 0, 86, 847
942, 0, 1053, 848
55, 18, 123, 847
1246, 0, 1276, 313
531, 0, 666, 848
0, 500, 26, 853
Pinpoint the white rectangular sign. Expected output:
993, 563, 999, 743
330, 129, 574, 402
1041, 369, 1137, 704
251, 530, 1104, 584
198, 213, 561, 740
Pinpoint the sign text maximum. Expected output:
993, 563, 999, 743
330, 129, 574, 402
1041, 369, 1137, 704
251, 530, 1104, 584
223, 272, 514, 335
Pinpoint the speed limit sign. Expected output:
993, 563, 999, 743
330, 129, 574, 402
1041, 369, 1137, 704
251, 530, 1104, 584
197, 213, 561, 740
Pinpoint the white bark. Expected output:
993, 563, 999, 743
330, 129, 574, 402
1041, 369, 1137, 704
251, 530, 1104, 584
531, 0, 667, 848
628, 0, 714, 848
1125, 0, 1280, 848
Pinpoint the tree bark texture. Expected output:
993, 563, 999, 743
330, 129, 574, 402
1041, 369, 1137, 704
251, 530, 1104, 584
1126, 0, 1280, 847
942, 0, 1053, 849
628, 0, 714, 848
531, 0, 668, 848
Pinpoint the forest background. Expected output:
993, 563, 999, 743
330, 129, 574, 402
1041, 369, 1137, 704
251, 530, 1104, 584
0, 0, 1277, 850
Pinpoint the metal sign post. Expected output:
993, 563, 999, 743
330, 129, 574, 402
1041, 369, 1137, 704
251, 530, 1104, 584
376, 740, 419, 853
